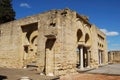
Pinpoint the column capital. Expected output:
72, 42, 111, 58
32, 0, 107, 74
78, 41, 85, 46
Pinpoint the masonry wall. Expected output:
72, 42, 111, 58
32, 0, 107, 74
0, 22, 23, 68
108, 51, 120, 63
96, 27, 108, 65
0, 12, 43, 68
36, 11, 59, 75
53, 10, 77, 75
90, 25, 99, 68
90, 25, 108, 67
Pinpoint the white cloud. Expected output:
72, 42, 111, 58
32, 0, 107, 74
111, 44, 120, 47
20, 3, 31, 8
100, 29, 119, 36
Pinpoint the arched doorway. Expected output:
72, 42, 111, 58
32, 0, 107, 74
76, 32, 91, 69
21, 23, 38, 67
76, 29, 84, 69
84, 33, 91, 68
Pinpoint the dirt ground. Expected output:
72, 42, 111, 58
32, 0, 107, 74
0, 64, 120, 80
60, 73, 120, 80
0, 67, 59, 80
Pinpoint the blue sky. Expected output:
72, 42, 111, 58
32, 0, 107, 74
12, 0, 120, 51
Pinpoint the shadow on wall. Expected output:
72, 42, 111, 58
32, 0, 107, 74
0, 75, 7, 80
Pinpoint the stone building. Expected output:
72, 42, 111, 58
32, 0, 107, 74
0, 9, 108, 76
108, 51, 120, 63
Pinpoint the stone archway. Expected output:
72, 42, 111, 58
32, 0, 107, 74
76, 29, 84, 69
85, 33, 90, 44
76, 31, 91, 69
77, 29, 83, 42
29, 31, 38, 60
84, 33, 91, 68
21, 23, 38, 67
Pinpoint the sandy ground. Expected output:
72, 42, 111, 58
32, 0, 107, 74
60, 73, 120, 80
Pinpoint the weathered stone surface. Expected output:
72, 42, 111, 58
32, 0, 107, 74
0, 8, 108, 76
108, 51, 120, 63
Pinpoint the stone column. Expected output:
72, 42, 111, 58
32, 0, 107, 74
99, 51, 102, 65
46, 49, 54, 76
101, 51, 103, 64
37, 36, 46, 74
87, 50, 90, 68
80, 46, 84, 69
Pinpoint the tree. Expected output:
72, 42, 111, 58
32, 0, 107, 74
0, 0, 15, 24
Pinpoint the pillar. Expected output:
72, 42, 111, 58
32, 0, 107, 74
101, 51, 103, 64
87, 50, 90, 68
80, 46, 84, 69
46, 49, 54, 76
99, 51, 102, 65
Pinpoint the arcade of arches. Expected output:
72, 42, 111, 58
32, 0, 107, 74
76, 29, 91, 69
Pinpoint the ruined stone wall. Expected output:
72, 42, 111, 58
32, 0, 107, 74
90, 25, 108, 68
96, 27, 108, 64
0, 12, 43, 68
36, 11, 59, 75
36, 9, 78, 75
90, 25, 99, 68
54, 10, 77, 75
0, 9, 108, 76
108, 51, 120, 63
0, 21, 23, 68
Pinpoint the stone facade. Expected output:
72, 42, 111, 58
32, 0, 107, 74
108, 51, 120, 63
0, 9, 108, 76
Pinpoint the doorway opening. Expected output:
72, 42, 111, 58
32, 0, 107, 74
76, 46, 89, 68
45, 38, 56, 75
21, 23, 38, 67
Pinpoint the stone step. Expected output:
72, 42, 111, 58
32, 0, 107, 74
25, 61, 38, 71
27, 62, 38, 68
